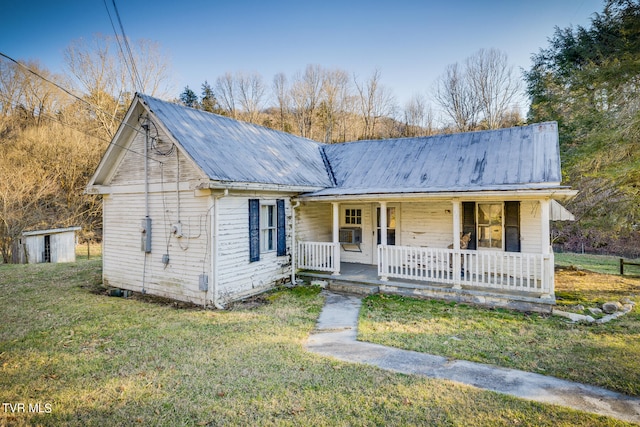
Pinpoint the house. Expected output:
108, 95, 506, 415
86, 94, 576, 311
18, 226, 81, 264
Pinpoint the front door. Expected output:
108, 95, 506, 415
373, 205, 397, 264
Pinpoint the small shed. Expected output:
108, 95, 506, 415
20, 226, 82, 264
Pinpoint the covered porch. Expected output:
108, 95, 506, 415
293, 197, 559, 311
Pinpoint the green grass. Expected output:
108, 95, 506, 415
359, 268, 640, 398
555, 252, 640, 276
0, 260, 633, 426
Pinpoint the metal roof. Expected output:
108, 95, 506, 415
307, 122, 563, 197
125, 96, 564, 197
22, 226, 82, 237
139, 94, 332, 188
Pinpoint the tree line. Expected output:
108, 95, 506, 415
526, 0, 640, 256
178, 49, 524, 144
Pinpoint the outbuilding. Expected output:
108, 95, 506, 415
19, 226, 82, 264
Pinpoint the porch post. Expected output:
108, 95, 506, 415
332, 202, 340, 276
540, 198, 553, 298
379, 201, 388, 281
452, 199, 462, 289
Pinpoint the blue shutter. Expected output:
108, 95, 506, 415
276, 199, 286, 256
249, 199, 260, 262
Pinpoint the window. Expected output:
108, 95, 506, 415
462, 201, 520, 252
344, 208, 361, 225
249, 199, 286, 262
477, 203, 503, 249
261, 203, 276, 252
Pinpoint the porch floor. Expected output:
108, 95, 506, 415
298, 263, 555, 313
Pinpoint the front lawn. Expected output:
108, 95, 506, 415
0, 260, 630, 426
359, 267, 640, 397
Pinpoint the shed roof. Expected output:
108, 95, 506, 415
139, 95, 332, 188
307, 122, 564, 197
22, 226, 82, 237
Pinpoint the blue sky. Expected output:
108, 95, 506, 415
2, 0, 603, 109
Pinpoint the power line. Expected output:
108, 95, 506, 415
0, 52, 162, 163
103, 0, 144, 92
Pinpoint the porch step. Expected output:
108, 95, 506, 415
328, 281, 379, 296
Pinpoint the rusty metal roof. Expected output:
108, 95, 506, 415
137, 95, 563, 195
140, 94, 332, 188
308, 122, 563, 197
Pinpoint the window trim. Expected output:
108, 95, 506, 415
249, 198, 287, 263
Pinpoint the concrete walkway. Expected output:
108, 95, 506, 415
305, 291, 640, 424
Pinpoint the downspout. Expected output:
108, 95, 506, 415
291, 199, 300, 285
210, 189, 228, 309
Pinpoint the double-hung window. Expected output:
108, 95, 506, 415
249, 199, 286, 262
261, 203, 276, 252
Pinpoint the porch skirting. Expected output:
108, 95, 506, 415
298, 263, 555, 314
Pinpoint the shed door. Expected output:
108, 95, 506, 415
43, 235, 51, 263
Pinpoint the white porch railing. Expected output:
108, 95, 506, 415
378, 245, 554, 297
297, 241, 340, 274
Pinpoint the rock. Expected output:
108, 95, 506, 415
587, 307, 603, 315
574, 304, 585, 311
552, 309, 595, 323
620, 297, 634, 305
621, 304, 634, 313
602, 301, 623, 314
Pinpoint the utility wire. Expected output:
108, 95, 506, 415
0, 52, 162, 163
103, 0, 144, 92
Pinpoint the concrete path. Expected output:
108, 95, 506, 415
305, 291, 640, 424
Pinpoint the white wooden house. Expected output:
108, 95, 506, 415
20, 226, 81, 264
87, 94, 575, 311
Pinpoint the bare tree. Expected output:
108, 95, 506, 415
290, 64, 323, 139
434, 49, 522, 131
237, 71, 265, 124
64, 34, 172, 138
403, 93, 434, 137
354, 69, 396, 140
466, 48, 522, 129
434, 63, 480, 132
318, 68, 351, 143
272, 72, 290, 132
215, 72, 237, 119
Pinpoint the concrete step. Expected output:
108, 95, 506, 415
328, 281, 379, 296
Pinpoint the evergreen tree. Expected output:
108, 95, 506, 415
200, 81, 221, 113
179, 86, 198, 108
525, 0, 640, 254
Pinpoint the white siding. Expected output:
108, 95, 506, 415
296, 202, 332, 242
110, 125, 202, 186
400, 201, 455, 249
102, 189, 211, 305
216, 194, 295, 302
521, 200, 543, 254
102, 138, 212, 305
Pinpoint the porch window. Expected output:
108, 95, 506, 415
477, 203, 503, 249
463, 201, 520, 252
344, 208, 362, 225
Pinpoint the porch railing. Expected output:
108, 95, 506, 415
378, 245, 553, 296
297, 241, 340, 274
